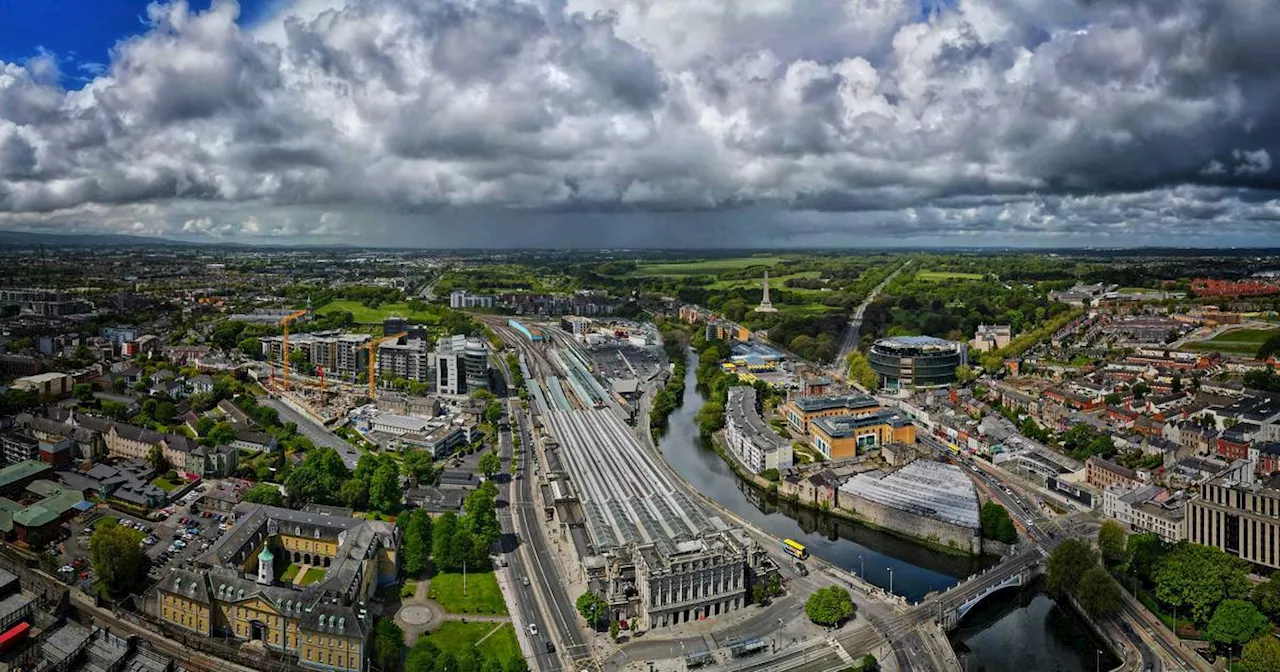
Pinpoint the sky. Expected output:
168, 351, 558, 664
0, 0, 1278, 248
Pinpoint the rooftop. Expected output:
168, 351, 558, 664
840, 460, 980, 529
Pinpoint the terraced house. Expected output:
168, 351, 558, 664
152, 504, 399, 672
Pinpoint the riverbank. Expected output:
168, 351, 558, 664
700, 426, 981, 558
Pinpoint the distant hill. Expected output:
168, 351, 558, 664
0, 230, 197, 248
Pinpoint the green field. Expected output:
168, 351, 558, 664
315, 299, 442, 324
299, 567, 326, 586
152, 477, 180, 492
93, 516, 119, 529
634, 256, 786, 276
280, 563, 301, 583
1117, 287, 1160, 294
917, 271, 985, 282
417, 622, 519, 662
428, 570, 507, 615
706, 270, 821, 290
1182, 327, 1280, 355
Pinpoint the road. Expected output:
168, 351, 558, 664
258, 397, 362, 470
832, 261, 910, 371
496, 398, 563, 672
506, 391, 594, 668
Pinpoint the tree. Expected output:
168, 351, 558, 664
484, 401, 503, 425
147, 444, 167, 472
1256, 333, 1280, 361
859, 654, 878, 671
243, 484, 284, 507
1076, 566, 1121, 617
1045, 539, 1097, 598
804, 586, 855, 626
284, 447, 351, 507
155, 400, 176, 423
73, 383, 94, 403
196, 416, 215, 436
401, 449, 435, 485
90, 522, 148, 596
463, 481, 501, 547
369, 463, 402, 512
371, 617, 405, 672
979, 502, 1017, 544
609, 620, 620, 641
1125, 533, 1168, 584
205, 421, 236, 446
477, 452, 502, 479
1206, 599, 1269, 652
576, 591, 609, 628
340, 478, 369, 510
1240, 634, 1280, 672
1153, 542, 1251, 624
1250, 576, 1280, 623
846, 351, 878, 390
432, 513, 461, 571
1104, 392, 1122, 406
402, 510, 432, 575
955, 365, 977, 384
1097, 520, 1128, 566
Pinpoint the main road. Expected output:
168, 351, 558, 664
832, 261, 911, 373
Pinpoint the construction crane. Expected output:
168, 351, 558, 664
278, 310, 308, 391
362, 332, 407, 401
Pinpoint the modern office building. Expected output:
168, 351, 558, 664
1186, 460, 1280, 571
154, 503, 399, 672
779, 393, 881, 435
808, 410, 915, 460
0, 288, 88, 317
868, 336, 967, 390
433, 335, 490, 397
724, 387, 792, 474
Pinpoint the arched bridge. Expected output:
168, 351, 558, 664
928, 553, 1043, 632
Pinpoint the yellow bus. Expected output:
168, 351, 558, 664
782, 539, 809, 560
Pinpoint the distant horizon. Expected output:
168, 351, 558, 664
3, 227, 1280, 254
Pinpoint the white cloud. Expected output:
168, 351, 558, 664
0, 0, 1277, 245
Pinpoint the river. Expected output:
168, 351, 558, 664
654, 351, 1117, 670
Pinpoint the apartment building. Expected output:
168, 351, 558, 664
1085, 456, 1142, 491
724, 387, 792, 474
261, 332, 371, 381
376, 336, 431, 383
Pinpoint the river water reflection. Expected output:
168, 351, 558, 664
654, 351, 1116, 668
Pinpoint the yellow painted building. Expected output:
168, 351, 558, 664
780, 393, 882, 435
809, 411, 916, 460
153, 503, 398, 672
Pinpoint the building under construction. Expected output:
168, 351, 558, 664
541, 407, 775, 630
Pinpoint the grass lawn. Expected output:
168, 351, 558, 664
706, 270, 821, 290
299, 567, 326, 586
428, 570, 508, 615
633, 256, 786, 276
152, 477, 180, 492
776, 303, 840, 316
401, 579, 418, 598
418, 622, 520, 662
917, 270, 985, 282
1117, 286, 1160, 294
315, 299, 444, 325
93, 516, 119, 529
1182, 326, 1280, 355
279, 563, 302, 583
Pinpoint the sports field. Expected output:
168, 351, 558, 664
1181, 327, 1280, 355
315, 299, 441, 324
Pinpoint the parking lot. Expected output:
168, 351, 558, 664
59, 481, 236, 589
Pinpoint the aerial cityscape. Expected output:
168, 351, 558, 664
2, 1, 1280, 672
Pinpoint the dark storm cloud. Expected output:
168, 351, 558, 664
0, 0, 1277, 244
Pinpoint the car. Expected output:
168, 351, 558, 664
522, 576, 530, 586
528, 624, 538, 636
545, 642, 555, 653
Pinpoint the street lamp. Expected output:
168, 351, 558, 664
1095, 649, 1100, 672
888, 567, 894, 596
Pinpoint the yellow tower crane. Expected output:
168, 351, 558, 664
362, 332, 407, 401
278, 310, 308, 390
